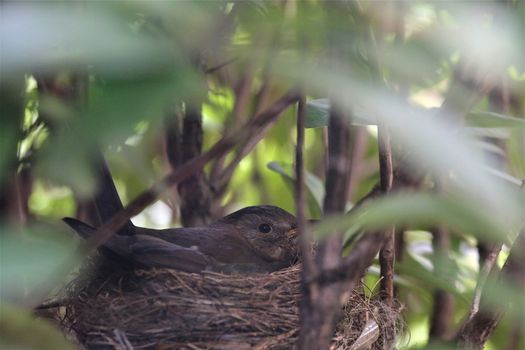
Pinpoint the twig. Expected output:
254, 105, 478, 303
204, 57, 237, 74
468, 243, 502, 321
208, 69, 254, 190
429, 225, 455, 340
210, 75, 272, 197
175, 103, 213, 226
83, 91, 299, 251
378, 123, 395, 307
427, 177, 455, 341
295, 95, 312, 272
457, 229, 525, 349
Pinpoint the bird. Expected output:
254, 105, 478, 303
64, 205, 299, 274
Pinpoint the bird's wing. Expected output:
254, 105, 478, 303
128, 234, 212, 273
63, 217, 212, 273
134, 226, 265, 265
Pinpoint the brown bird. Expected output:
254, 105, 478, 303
64, 205, 299, 274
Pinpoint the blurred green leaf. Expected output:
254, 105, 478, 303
0, 225, 78, 305
305, 99, 330, 128
0, 3, 172, 81
0, 303, 75, 350
316, 192, 508, 241
305, 98, 376, 128
267, 161, 324, 218
396, 256, 469, 304
35, 71, 200, 198
466, 112, 525, 129
507, 129, 525, 178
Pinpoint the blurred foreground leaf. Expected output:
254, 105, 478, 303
466, 112, 525, 129
316, 192, 509, 242
0, 3, 172, 80
305, 98, 376, 128
0, 303, 75, 350
0, 225, 78, 306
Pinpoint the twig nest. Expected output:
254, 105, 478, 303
62, 261, 402, 349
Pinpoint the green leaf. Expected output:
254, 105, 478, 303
0, 303, 76, 350
267, 161, 324, 218
0, 225, 79, 305
466, 112, 525, 129
305, 99, 330, 128
315, 192, 508, 241
305, 98, 376, 128
0, 4, 182, 81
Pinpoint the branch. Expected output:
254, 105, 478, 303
428, 178, 455, 341
208, 69, 254, 191
429, 225, 455, 341
175, 103, 213, 226
378, 123, 395, 307
457, 229, 525, 349
295, 95, 313, 272
210, 79, 272, 197
468, 243, 502, 321
298, 101, 353, 350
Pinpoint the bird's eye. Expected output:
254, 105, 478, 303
258, 223, 272, 233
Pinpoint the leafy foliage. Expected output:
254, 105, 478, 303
0, 1, 523, 349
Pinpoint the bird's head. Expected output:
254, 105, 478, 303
216, 205, 299, 264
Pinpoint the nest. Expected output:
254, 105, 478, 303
61, 260, 403, 349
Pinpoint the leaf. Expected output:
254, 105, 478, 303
36, 71, 200, 198
267, 161, 324, 218
0, 4, 172, 81
305, 98, 376, 128
0, 225, 78, 305
315, 192, 509, 241
466, 111, 525, 129
0, 303, 76, 350
276, 57, 524, 233
305, 99, 330, 128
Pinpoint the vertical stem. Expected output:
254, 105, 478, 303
457, 229, 525, 349
176, 103, 212, 226
295, 96, 312, 272
0, 77, 24, 224
378, 124, 395, 306
299, 102, 352, 350
429, 224, 455, 340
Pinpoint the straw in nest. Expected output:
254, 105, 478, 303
61, 261, 403, 349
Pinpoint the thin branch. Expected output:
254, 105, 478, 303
428, 177, 455, 341
429, 225, 455, 340
204, 57, 237, 74
175, 103, 213, 226
468, 243, 502, 321
457, 229, 525, 349
378, 123, 395, 307
295, 95, 312, 271
210, 78, 272, 197
83, 91, 299, 252
208, 70, 254, 188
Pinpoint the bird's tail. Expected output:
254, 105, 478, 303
92, 151, 135, 235
63, 217, 96, 239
